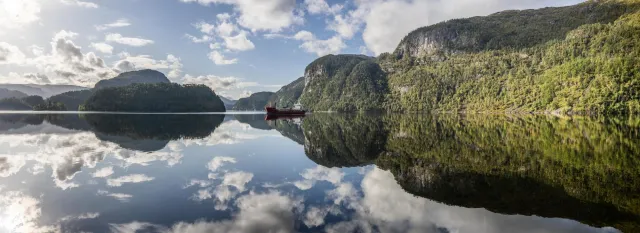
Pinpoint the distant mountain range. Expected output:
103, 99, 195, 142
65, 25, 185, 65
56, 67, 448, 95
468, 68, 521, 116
219, 96, 237, 110
232, 92, 274, 111
0, 84, 88, 98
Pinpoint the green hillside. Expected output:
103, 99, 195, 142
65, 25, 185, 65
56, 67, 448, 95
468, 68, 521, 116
299, 55, 388, 112
80, 83, 225, 112
382, 0, 640, 114
232, 92, 275, 111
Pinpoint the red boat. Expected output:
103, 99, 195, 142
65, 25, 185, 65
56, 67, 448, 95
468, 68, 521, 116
265, 103, 306, 116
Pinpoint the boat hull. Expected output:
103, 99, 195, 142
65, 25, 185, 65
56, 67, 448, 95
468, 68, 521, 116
265, 107, 306, 115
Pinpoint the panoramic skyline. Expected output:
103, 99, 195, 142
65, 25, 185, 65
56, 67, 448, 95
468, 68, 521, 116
0, 0, 583, 99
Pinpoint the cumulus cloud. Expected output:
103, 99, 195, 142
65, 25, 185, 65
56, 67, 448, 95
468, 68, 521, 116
97, 190, 133, 202
23, 73, 51, 84
106, 174, 155, 187
0, 42, 27, 64
90, 42, 113, 54
95, 18, 130, 31
115, 191, 302, 233
0, 0, 41, 29
293, 31, 345, 56
181, 0, 303, 32
206, 156, 237, 171
115, 54, 183, 78
92, 166, 114, 178
208, 50, 238, 65
106, 33, 154, 47
59, 0, 99, 8
305, 0, 343, 15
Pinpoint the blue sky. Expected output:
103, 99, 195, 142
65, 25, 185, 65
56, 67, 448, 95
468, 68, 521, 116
0, 0, 583, 99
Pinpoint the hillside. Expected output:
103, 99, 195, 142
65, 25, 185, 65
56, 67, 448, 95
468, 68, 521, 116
94, 69, 170, 89
232, 92, 275, 111
0, 84, 88, 97
0, 88, 28, 99
298, 54, 388, 112
381, 0, 640, 114
47, 90, 93, 111
81, 83, 225, 112
269, 77, 304, 108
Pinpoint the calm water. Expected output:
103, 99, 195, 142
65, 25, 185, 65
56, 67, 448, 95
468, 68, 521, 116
0, 113, 639, 233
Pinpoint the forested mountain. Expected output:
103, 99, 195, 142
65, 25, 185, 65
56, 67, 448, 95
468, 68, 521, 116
81, 83, 225, 112
383, 0, 640, 114
232, 92, 275, 110
271, 0, 640, 114
47, 90, 93, 111
94, 69, 170, 89
0, 84, 88, 97
298, 55, 388, 112
269, 77, 304, 108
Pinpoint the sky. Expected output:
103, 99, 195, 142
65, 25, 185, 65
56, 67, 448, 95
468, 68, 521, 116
0, 0, 584, 99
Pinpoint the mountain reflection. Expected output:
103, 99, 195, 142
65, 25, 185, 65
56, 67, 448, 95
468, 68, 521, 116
0, 113, 638, 233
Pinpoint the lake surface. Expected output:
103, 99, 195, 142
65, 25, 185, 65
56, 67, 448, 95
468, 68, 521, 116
0, 113, 638, 233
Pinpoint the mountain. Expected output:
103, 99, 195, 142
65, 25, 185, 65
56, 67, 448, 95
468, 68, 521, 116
272, 0, 640, 114
0, 88, 28, 99
94, 69, 170, 89
232, 92, 275, 111
81, 83, 226, 112
269, 77, 304, 108
298, 55, 388, 112
47, 90, 94, 111
382, 0, 640, 114
0, 84, 88, 97
219, 96, 237, 109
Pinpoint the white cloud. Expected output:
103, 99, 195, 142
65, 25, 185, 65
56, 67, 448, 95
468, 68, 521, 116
194, 21, 216, 35
0, 0, 41, 29
206, 156, 237, 171
185, 34, 213, 43
95, 18, 130, 31
90, 42, 113, 54
106, 174, 154, 187
97, 190, 133, 202
60, 0, 99, 8
222, 171, 253, 192
106, 33, 154, 47
305, 0, 342, 15
115, 53, 183, 78
294, 31, 345, 56
0, 42, 26, 65
182, 0, 303, 32
208, 50, 238, 65
92, 166, 114, 178
223, 31, 255, 51
0, 191, 56, 233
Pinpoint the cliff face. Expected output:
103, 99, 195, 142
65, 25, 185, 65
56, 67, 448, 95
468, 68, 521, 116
299, 54, 388, 112
393, 1, 630, 59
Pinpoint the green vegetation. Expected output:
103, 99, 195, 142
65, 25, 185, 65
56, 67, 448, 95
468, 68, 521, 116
296, 113, 640, 231
381, 0, 640, 114
232, 92, 274, 111
0, 98, 33, 110
301, 113, 387, 167
47, 90, 93, 110
269, 77, 304, 108
80, 83, 225, 112
33, 101, 67, 111
299, 55, 388, 112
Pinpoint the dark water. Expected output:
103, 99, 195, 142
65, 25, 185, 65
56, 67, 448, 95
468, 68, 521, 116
0, 113, 639, 233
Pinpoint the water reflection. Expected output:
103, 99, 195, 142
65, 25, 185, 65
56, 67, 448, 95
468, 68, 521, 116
0, 113, 637, 233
